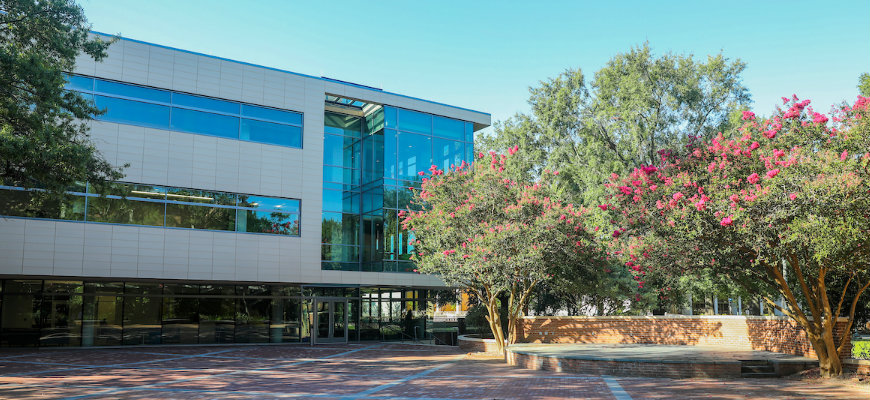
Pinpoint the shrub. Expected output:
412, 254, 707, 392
853, 340, 870, 360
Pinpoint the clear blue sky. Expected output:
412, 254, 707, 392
80, 0, 869, 128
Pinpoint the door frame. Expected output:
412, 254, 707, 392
312, 297, 348, 345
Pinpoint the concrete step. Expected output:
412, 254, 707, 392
741, 372, 779, 379
740, 359, 775, 377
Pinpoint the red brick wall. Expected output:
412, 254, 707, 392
458, 335, 504, 353
520, 316, 851, 360
505, 350, 742, 379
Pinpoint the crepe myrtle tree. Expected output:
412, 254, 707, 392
401, 149, 607, 354
604, 95, 870, 377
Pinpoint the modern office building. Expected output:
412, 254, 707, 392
0, 34, 490, 347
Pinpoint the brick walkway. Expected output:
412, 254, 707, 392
0, 343, 866, 399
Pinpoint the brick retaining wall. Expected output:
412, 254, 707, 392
458, 335, 505, 353
520, 315, 852, 359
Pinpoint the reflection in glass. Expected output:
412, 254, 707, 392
433, 138, 464, 172
433, 116, 465, 140
321, 212, 359, 245
95, 95, 170, 129
170, 108, 240, 139
162, 297, 199, 344
123, 296, 161, 345
165, 203, 235, 231
241, 104, 303, 125
236, 210, 298, 235
240, 119, 301, 148
236, 297, 269, 343
325, 112, 363, 137
397, 108, 432, 134
199, 297, 235, 344
172, 92, 239, 114
82, 295, 122, 346
397, 132, 431, 181
95, 79, 171, 102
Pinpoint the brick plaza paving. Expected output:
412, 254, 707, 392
0, 343, 867, 399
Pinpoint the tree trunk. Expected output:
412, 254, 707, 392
808, 331, 843, 377
484, 298, 506, 355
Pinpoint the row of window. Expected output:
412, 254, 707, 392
66, 75, 304, 148
0, 183, 300, 236
384, 106, 474, 142
0, 279, 428, 347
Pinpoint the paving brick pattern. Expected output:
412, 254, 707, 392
0, 344, 866, 399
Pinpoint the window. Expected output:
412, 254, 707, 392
95, 96, 170, 129
0, 183, 300, 237
68, 75, 303, 149
170, 108, 240, 139
433, 116, 465, 140
397, 108, 432, 134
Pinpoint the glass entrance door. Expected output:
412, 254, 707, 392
313, 298, 347, 344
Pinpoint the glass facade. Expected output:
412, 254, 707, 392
66, 75, 304, 148
0, 183, 300, 236
0, 279, 426, 347
321, 104, 474, 272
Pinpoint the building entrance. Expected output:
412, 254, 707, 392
313, 298, 347, 344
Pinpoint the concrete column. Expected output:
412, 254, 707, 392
738, 297, 742, 315
687, 293, 693, 316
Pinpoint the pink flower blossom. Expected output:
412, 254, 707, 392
766, 169, 780, 179
789, 193, 797, 200
729, 194, 739, 202
417, 171, 425, 176
749, 142, 760, 150
612, 230, 622, 238
641, 165, 658, 174
672, 192, 684, 201
840, 150, 848, 161
741, 111, 756, 120
747, 173, 760, 184
720, 216, 733, 227
649, 184, 658, 192
598, 204, 609, 211
508, 145, 519, 155
812, 112, 829, 124
764, 130, 776, 139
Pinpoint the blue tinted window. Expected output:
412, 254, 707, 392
397, 109, 432, 134
465, 142, 473, 165
323, 134, 359, 168
95, 79, 170, 103
322, 190, 359, 213
238, 195, 300, 212
241, 104, 302, 125
170, 108, 239, 139
397, 132, 431, 181
172, 93, 239, 114
95, 96, 170, 129
383, 129, 398, 180
465, 122, 474, 142
433, 116, 464, 140
323, 166, 359, 186
240, 119, 302, 148
237, 210, 298, 235
65, 75, 93, 91
384, 106, 397, 129
433, 138, 464, 171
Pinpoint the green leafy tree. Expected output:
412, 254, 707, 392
478, 42, 750, 206
402, 151, 606, 354
859, 73, 870, 97
1, 0, 121, 195
606, 95, 870, 377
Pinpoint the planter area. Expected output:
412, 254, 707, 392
504, 343, 819, 379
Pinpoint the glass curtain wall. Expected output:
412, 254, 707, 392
322, 112, 363, 271
0, 280, 323, 347
321, 102, 474, 273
